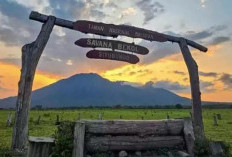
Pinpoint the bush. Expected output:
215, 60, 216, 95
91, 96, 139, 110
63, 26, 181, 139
175, 104, 183, 109
43, 113, 50, 117
51, 121, 75, 157
194, 138, 232, 157
193, 139, 210, 156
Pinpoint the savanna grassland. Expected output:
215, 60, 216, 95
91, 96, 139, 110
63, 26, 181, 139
0, 108, 232, 154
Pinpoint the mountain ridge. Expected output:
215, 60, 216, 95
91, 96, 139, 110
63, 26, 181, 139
0, 73, 191, 108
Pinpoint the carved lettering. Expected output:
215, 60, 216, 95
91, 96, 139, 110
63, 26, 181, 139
75, 38, 149, 55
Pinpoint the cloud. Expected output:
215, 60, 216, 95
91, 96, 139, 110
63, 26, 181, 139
152, 80, 188, 91
173, 71, 186, 75
0, 80, 8, 91
219, 73, 232, 89
0, 86, 8, 91
140, 24, 230, 65
136, 0, 165, 25
0, 0, 127, 76
211, 25, 227, 31
201, 0, 206, 8
200, 81, 215, 92
199, 71, 218, 77
140, 38, 180, 64
185, 30, 213, 41
208, 36, 230, 45
122, 7, 136, 16
0, 58, 21, 66
9, 0, 51, 14
183, 25, 228, 43
129, 71, 136, 76
0, 2, 38, 46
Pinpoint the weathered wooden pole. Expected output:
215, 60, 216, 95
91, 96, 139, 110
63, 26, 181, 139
179, 38, 204, 140
35, 115, 41, 125
213, 115, 218, 126
216, 114, 221, 120
6, 113, 12, 127
99, 113, 102, 120
11, 16, 55, 153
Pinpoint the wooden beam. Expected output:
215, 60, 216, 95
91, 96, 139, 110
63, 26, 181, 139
72, 122, 85, 157
29, 11, 73, 29
11, 16, 55, 152
29, 11, 207, 52
179, 38, 205, 141
86, 136, 185, 152
83, 119, 184, 136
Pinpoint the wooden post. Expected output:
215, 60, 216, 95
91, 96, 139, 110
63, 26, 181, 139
189, 112, 192, 119
183, 118, 195, 156
11, 16, 55, 152
55, 115, 60, 125
213, 115, 218, 126
72, 122, 85, 157
27, 136, 54, 157
78, 113, 81, 120
179, 38, 204, 141
99, 113, 102, 120
216, 114, 221, 120
119, 115, 122, 119
35, 115, 41, 125
6, 113, 12, 127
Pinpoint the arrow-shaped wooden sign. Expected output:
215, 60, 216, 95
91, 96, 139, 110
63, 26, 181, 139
86, 50, 139, 64
75, 38, 149, 55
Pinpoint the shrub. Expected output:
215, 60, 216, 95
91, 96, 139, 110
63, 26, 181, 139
175, 104, 183, 109
51, 121, 75, 157
194, 138, 232, 157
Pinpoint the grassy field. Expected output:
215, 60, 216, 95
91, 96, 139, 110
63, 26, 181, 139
0, 108, 232, 153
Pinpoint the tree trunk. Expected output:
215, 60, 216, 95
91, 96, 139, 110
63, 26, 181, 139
11, 16, 55, 152
179, 38, 204, 140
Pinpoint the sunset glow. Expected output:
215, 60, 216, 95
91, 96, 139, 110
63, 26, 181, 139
0, 0, 232, 102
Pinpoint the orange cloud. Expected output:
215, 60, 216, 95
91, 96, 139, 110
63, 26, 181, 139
0, 62, 62, 99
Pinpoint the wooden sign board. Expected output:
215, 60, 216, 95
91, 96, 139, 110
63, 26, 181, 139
73, 20, 167, 42
75, 38, 149, 55
86, 50, 139, 64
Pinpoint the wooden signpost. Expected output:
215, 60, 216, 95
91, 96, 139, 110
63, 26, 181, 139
86, 50, 139, 64
75, 38, 149, 55
73, 20, 167, 42
11, 11, 208, 154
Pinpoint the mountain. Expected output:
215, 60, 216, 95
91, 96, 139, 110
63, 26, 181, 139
0, 73, 191, 108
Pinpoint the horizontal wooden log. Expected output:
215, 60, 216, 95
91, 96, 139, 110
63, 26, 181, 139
86, 136, 185, 152
29, 11, 208, 52
83, 120, 184, 136
28, 136, 54, 143
29, 11, 73, 29
186, 39, 207, 52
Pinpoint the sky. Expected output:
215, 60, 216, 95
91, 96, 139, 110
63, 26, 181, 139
0, 0, 232, 102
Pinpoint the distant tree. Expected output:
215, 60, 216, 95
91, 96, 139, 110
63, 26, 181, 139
175, 104, 183, 109
33, 105, 43, 110
114, 104, 122, 109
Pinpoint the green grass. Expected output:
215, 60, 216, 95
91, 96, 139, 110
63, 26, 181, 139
0, 108, 232, 153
